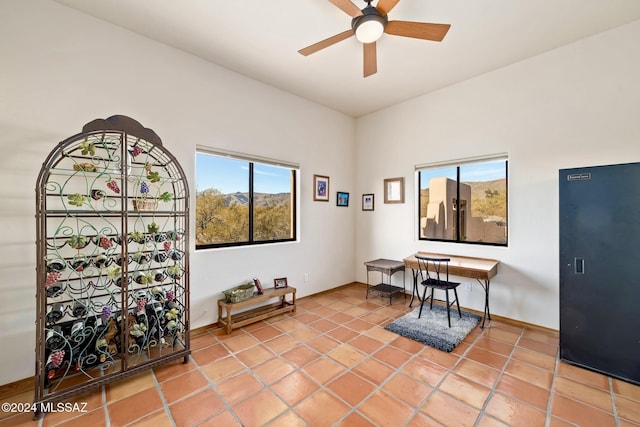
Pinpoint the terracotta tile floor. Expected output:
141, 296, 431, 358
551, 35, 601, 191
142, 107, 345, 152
2, 284, 640, 426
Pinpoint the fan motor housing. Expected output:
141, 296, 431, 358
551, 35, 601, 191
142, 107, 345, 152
351, 5, 388, 33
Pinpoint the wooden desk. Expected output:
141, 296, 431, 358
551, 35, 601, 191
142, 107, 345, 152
403, 252, 499, 328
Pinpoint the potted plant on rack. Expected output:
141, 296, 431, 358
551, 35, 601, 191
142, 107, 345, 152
132, 163, 173, 211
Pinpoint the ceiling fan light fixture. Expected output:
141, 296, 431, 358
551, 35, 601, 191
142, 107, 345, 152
354, 15, 386, 43
299, 0, 451, 77
352, 5, 388, 44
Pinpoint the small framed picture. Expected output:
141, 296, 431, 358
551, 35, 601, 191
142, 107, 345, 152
336, 191, 349, 207
384, 177, 405, 204
274, 277, 288, 289
313, 175, 330, 202
253, 277, 264, 295
362, 194, 374, 211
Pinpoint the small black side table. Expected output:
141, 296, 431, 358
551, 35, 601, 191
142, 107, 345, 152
364, 259, 406, 304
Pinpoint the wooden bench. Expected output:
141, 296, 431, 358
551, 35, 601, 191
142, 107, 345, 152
217, 286, 296, 334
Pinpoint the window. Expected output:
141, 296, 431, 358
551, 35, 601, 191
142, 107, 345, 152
195, 149, 297, 249
418, 157, 508, 245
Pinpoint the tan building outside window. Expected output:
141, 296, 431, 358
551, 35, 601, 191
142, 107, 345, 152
418, 157, 508, 246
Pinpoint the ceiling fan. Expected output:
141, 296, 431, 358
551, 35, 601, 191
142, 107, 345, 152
298, 0, 450, 77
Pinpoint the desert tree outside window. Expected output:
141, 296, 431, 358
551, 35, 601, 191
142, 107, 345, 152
195, 149, 297, 249
417, 156, 508, 246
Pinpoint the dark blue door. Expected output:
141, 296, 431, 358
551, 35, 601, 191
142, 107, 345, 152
559, 162, 640, 385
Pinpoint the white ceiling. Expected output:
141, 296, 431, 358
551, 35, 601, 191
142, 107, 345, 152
54, 0, 640, 117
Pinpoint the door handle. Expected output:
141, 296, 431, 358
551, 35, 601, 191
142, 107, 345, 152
574, 257, 584, 274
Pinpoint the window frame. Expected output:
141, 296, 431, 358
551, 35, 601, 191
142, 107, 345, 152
195, 148, 298, 250
417, 156, 508, 247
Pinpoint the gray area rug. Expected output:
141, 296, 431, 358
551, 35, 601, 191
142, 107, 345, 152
385, 304, 481, 352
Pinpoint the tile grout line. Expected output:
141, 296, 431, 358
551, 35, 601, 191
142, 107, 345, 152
256, 294, 485, 426
399, 317, 489, 427
212, 308, 320, 424
148, 363, 177, 427
548, 348, 623, 426
453, 320, 493, 427
6, 287, 635, 426
207, 329, 273, 426
343, 314, 421, 426
259, 302, 571, 427
362, 298, 484, 426
472, 322, 525, 427
164, 329, 248, 425
251, 299, 355, 425
264, 319, 336, 426
52, 292, 559, 426
102, 385, 111, 427
211, 309, 372, 426
262, 295, 410, 426
608, 376, 620, 427
313, 295, 472, 427
283, 299, 405, 426
546, 349, 561, 427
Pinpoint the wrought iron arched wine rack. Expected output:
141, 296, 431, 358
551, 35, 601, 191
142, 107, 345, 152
34, 115, 190, 418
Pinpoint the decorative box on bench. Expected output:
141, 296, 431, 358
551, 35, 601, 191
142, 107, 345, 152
223, 283, 256, 303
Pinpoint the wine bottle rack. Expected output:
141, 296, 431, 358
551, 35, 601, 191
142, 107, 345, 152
33, 115, 190, 419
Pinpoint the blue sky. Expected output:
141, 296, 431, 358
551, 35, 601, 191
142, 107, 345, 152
196, 153, 292, 194
460, 160, 507, 181
420, 160, 506, 189
197, 153, 504, 194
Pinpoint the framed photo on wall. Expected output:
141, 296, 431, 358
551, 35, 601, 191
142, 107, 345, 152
313, 175, 330, 201
337, 191, 349, 207
362, 194, 374, 211
384, 177, 405, 204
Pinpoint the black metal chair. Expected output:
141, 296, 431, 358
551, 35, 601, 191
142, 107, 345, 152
415, 255, 461, 327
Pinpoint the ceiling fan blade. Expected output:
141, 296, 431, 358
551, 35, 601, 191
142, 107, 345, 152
298, 29, 354, 56
329, 0, 363, 18
376, 0, 401, 16
385, 21, 451, 41
363, 42, 377, 77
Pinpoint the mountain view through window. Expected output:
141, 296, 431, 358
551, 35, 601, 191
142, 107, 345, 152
196, 152, 296, 248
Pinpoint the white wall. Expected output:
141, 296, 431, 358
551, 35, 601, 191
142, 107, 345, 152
355, 19, 640, 330
1, 0, 638, 388
0, 0, 356, 385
